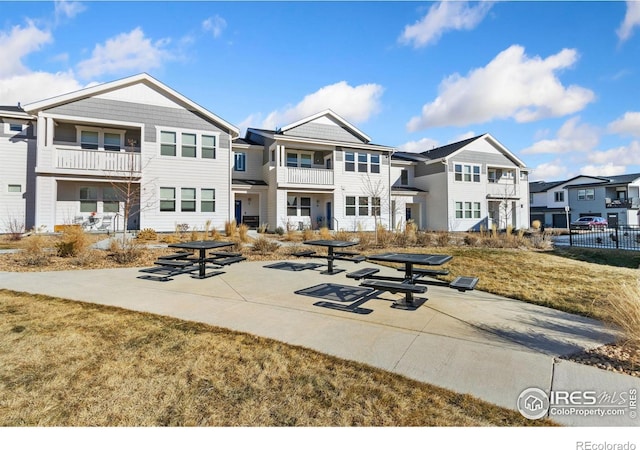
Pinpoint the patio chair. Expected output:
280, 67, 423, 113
96, 215, 113, 233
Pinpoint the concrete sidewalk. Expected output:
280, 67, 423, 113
1, 259, 638, 427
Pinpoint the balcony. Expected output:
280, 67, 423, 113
486, 182, 520, 199
284, 167, 334, 186
55, 147, 141, 175
605, 198, 640, 209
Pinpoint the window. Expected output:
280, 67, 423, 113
400, 169, 408, 185
181, 133, 197, 158
455, 201, 481, 219
287, 153, 298, 167
287, 195, 297, 216
80, 130, 99, 150
160, 131, 177, 156
358, 196, 369, 215
181, 188, 196, 212
103, 187, 119, 213
358, 153, 368, 173
9, 123, 23, 132
345, 196, 356, 216
371, 197, 381, 216
79, 187, 98, 213
201, 189, 215, 212
6, 123, 26, 134
234, 152, 246, 171
370, 154, 380, 174
455, 164, 480, 183
345, 152, 355, 172
202, 135, 216, 159
8, 184, 21, 193
300, 197, 311, 216
577, 189, 595, 201
104, 133, 121, 151
300, 154, 312, 168
160, 187, 176, 212
554, 191, 564, 202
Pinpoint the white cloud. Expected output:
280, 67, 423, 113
0, 21, 52, 78
75, 28, 173, 79
55, 1, 86, 21
521, 117, 599, 155
202, 15, 227, 39
399, 1, 492, 48
529, 160, 569, 181
397, 137, 439, 153
580, 163, 627, 177
617, 0, 640, 42
406, 45, 595, 131
0, 71, 83, 105
259, 81, 384, 129
607, 111, 640, 138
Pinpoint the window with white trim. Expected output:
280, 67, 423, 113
345, 196, 378, 216
103, 186, 120, 213
5, 122, 27, 135
79, 187, 98, 213
201, 189, 215, 212
287, 195, 297, 216
455, 164, 481, 182
346, 196, 356, 216
160, 187, 176, 212
455, 201, 481, 219
370, 154, 380, 174
181, 188, 196, 212
554, 191, 564, 202
300, 197, 311, 216
577, 189, 595, 201
234, 152, 246, 171
160, 131, 177, 156
358, 153, 368, 173
202, 135, 216, 159
400, 169, 408, 185
286, 152, 312, 168
181, 133, 197, 158
7, 184, 21, 193
345, 152, 355, 172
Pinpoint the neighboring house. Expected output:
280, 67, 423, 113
237, 110, 395, 231
565, 173, 640, 228
2, 73, 240, 234
391, 134, 530, 232
529, 176, 602, 229
0, 106, 37, 232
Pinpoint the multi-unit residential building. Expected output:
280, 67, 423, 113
391, 134, 530, 232
530, 174, 640, 229
1, 73, 530, 234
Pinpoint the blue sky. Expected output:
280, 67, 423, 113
2, 1, 640, 182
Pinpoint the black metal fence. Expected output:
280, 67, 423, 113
568, 225, 640, 250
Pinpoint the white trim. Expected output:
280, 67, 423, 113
3, 122, 28, 136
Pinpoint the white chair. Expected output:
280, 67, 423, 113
97, 215, 113, 233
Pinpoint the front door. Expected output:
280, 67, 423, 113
235, 200, 242, 225
326, 201, 332, 230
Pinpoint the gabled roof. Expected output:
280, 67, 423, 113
22, 73, 239, 138
528, 180, 566, 193
0, 105, 33, 119
279, 109, 371, 143
565, 173, 640, 188
392, 133, 527, 168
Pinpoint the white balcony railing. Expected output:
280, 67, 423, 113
486, 182, 520, 199
285, 167, 334, 185
56, 147, 141, 173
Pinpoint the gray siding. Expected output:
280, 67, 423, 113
46, 97, 230, 148
415, 162, 445, 177
449, 150, 516, 170
284, 122, 363, 144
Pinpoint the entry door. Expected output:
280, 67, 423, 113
235, 200, 242, 224
326, 201, 332, 230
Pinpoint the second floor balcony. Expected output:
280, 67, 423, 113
283, 166, 334, 186
605, 197, 640, 209
55, 146, 141, 175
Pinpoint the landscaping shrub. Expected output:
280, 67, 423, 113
333, 229, 351, 242
19, 233, 50, 266
602, 281, 640, 351
275, 226, 284, 236
257, 223, 269, 234
56, 226, 89, 257
224, 220, 237, 237
319, 227, 332, 240
137, 228, 157, 241
108, 238, 143, 264
302, 228, 315, 241
238, 224, 250, 243
252, 236, 280, 255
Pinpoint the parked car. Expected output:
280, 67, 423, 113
570, 216, 608, 230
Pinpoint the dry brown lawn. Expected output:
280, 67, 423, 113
0, 290, 554, 427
